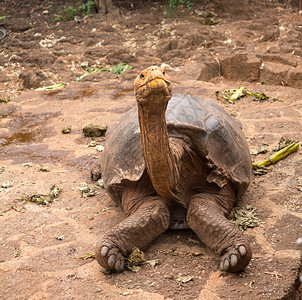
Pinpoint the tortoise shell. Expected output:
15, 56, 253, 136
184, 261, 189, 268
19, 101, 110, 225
101, 94, 252, 203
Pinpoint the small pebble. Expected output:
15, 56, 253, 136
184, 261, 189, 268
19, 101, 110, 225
96, 145, 105, 152
62, 127, 71, 134
86, 141, 97, 147
74, 16, 82, 23
96, 179, 104, 188
1, 182, 13, 188
39, 166, 51, 172
22, 163, 33, 167
81, 61, 89, 68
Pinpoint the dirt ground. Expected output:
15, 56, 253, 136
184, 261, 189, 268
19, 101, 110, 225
0, 0, 302, 299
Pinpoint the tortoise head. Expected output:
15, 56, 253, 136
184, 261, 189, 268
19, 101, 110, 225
134, 66, 172, 104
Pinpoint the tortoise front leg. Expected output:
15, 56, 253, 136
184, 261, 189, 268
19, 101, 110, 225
187, 190, 252, 272
95, 196, 170, 271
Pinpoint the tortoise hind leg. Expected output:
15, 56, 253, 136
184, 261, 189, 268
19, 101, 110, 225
95, 196, 170, 271
187, 184, 252, 272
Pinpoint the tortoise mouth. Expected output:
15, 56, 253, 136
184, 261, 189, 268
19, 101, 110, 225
136, 77, 171, 95
136, 76, 171, 89
145, 77, 170, 89
135, 78, 172, 103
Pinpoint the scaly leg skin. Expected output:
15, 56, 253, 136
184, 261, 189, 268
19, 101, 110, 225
95, 197, 170, 272
187, 193, 252, 273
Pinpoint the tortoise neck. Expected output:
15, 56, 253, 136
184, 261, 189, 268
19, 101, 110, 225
138, 98, 179, 201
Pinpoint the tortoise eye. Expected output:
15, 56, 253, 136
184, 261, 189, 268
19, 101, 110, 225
140, 73, 145, 79
163, 71, 165, 75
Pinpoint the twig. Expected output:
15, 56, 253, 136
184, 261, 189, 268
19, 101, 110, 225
41, 224, 45, 236
264, 271, 282, 281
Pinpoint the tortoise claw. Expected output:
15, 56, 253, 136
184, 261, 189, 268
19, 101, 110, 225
115, 259, 121, 271
230, 254, 238, 267
239, 245, 246, 256
101, 246, 109, 257
108, 255, 116, 268
219, 243, 251, 273
95, 240, 125, 272
219, 258, 230, 271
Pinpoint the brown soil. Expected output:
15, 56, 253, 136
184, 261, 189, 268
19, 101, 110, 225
0, 0, 302, 299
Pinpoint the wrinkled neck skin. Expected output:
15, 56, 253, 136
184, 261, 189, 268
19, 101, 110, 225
138, 93, 180, 202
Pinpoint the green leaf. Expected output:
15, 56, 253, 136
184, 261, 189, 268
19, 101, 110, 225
76, 67, 109, 81
76, 252, 96, 260
216, 87, 246, 104
246, 91, 269, 102
216, 87, 279, 104
125, 247, 145, 272
35, 83, 68, 91
110, 63, 133, 74
76, 63, 132, 81
230, 87, 245, 101
228, 205, 265, 231
76, 73, 89, 82
252, 142, 299, 169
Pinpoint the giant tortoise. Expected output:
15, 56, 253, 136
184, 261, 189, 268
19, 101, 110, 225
92, 66, 252, 273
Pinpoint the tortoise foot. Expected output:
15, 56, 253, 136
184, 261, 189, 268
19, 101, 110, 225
219, 243, 251, 273
95, 240, 125, 272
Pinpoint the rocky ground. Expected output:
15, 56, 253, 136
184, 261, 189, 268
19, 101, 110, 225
0, 0, 302, 299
